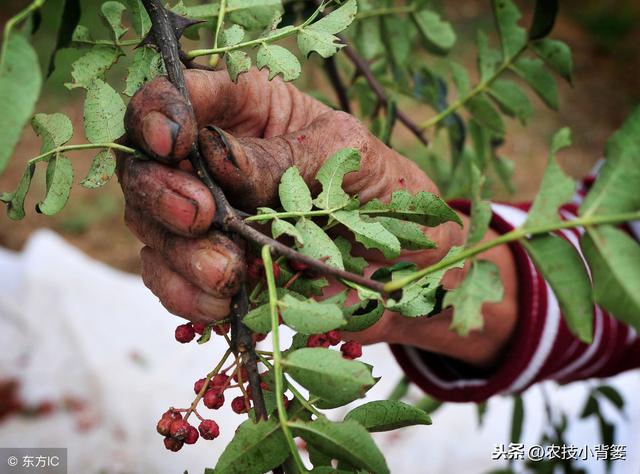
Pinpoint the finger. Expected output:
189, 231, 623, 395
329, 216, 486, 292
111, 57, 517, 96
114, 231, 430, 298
140, 247, 230, 323
125, 68, 330, 163
117, 154, 215, 237
125, 207, 244, 298
198, 111, 436, 210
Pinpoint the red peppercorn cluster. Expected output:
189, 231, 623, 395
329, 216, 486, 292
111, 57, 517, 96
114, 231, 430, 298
157, 408, 216, 452
306, 333, 362, 360
173, 322, 230, 344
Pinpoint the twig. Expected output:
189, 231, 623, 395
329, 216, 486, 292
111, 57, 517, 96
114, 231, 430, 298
323, 56, 351, 113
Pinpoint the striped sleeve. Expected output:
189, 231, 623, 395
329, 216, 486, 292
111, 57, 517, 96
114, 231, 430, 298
390, 196, 640, 403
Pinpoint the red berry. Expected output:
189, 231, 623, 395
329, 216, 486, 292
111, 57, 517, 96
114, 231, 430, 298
289, 260, 309, 273
325, 330, 341, 346
169, 419, 191, 440
161, 409, 182, 421
231, 396, 248, 414
247, 258, 264, 280
193, 323, 207, 335
253, 332, 267, 343
175, 323, 195, 343
198, 419, 220, 440
203, 390, 225, 410
283, 397, 290, 410
340, 340, 362, 360
194, 378, 208, 394
156, 417, 172, 436
307, 334, 330, 348
164, 437, 184, 451
272, 263, 281, 280
233, 367, 249, 383
211, 374, 230, 389
213, 323, 231, 336
184, 425, 199, 444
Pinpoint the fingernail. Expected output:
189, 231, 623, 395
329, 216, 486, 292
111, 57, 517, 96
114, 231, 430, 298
191, 249, 229, 293
196, 293, 230, 319
205, 125, 241, 169
142, 111, 180, 158
157, 190, 197, 231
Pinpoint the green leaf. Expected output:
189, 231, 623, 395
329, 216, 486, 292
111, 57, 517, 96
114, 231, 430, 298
226, 51, 251, 82
344, 400, 432, 432
529, 0, 559, 40
125, 0, 151, 36
476, 30, 500, 82
124, 46, 163, 96
581, 226, 640, 330
361, 190, 461, 227
466, 92, 505, 135
491, 0, 527, 59
296, 218, 344, 269
227, 0, 283, 30
244, 302, 272, 334
5, 164, 35, 220
580, 106, 640, 217
333, 210, 401, 259
101, 1, 128, 39
512, 57, 559, 110
488, 79, 533, 124
381, 15, 410, 67
449, 61, 470, 95
36, 154, 74, 216
256, 44, 301, 82
524, 234, 593, 342
31, 113, 73, 154
354, 17, 384, 61
289, 419, 389, 474
213, 418, 289, 474
71, 25, 93, 43
334, 236, 367, 275
374, 217, 436, 250
283, 348, 375, 406
279, 166, 312, 212
313, 148, 361, 210
342, 300, 384, 332
524, 127, 575, 229
272, 218, 304, 246
197, 325, 212, 344
444, 260, 504, 336
298, 0, 357, 58
412, 9, 456, 54
510, 395, 524, 443
0, 33, 42, 175
84, 79, 126, 143
279, 294, 345, 334
595, 385, 625, 411
532, 39, 572, 84
220, 24, 245, 47
492, 154, 515, 193
467, 163, 491, 246
65, 45, 122, 90
81, 150, 116, 189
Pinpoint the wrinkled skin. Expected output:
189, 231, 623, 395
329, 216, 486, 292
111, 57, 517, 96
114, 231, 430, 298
117, 68, 518, 368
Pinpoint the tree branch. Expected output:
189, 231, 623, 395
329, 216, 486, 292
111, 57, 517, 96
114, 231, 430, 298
323, 56, 351, 113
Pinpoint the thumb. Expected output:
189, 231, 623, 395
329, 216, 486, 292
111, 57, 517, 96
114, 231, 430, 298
198, 111, 436, 211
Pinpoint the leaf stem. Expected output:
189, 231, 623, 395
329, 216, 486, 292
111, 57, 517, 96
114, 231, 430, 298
263, 245, 307, 473
213, 0, 226, 49
184, 348, 232, 421
0, 0, 46, 71
384, 211, 640, 292
27, 142, 137, 165
245, 207, 340, 222
420, 45, 527, 129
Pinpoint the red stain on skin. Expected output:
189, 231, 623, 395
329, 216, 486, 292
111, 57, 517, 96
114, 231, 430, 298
399, 177, 406, 185
296, 135, 306, 143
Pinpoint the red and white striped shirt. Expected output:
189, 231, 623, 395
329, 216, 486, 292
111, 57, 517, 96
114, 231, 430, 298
391, 176, 640, 403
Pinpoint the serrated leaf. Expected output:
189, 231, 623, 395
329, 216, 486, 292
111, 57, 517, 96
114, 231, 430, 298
491, 0, 527, 59
290, 419, 389, 474
344, 400, 432, 432
342, 299, 384, 332
532, 39, 572, 84
529, 0, 559, 40
279, 294, 345, 334
296, 218, 344, 269
32, 113, 73, 154
512, 57, 559, 110
524, 234, 593, 342
467, 163, 491, 246
81, 150, 116, 188
412, 9, 456, 55
524, 128, 574, 229
84, 79, 126, 143
580, 105, 640, 217
373, 217, 436, 250
65, 45, 122, 90
101, 1, 128, 40
36, 154, 73, 216
6, 164, 35, 220
581, 226, 640, 330
488, 79, 533, 123
272, 218, 304, 245
283, 348, 375, 406
256, 44, 300, 81
124, 46, 164, 96
125, 0, 151, 36
298, 0, 357, 58
361, 190, 461, 227
466, 92, 504, 135
313, 148, 361, 210
0, 33, 42, 174
334, 236, 367, 275
476, 30, 500, 82
226, 51, 251, 82
220, 24, 245, 47
333, 210, 401, 259
444, 260, 504, 336
213, 418, 288, 474
279, 166, 312, 212
227, 0, 283, 30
